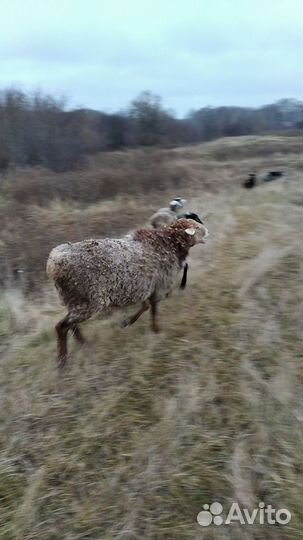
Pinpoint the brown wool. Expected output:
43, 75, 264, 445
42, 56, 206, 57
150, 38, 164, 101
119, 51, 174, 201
46, 218, 208, 366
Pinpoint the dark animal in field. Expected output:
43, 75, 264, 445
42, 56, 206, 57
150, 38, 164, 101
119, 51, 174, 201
243, 173, 257, 189
264, 171, 284, 182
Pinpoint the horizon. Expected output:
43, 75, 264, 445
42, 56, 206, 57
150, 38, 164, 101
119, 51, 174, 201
68, 95, 301, 118
1, 87, 301, 119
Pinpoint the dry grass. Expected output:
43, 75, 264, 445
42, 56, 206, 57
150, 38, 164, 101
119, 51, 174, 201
0, 135, 301, 290
0, 136, 302, 539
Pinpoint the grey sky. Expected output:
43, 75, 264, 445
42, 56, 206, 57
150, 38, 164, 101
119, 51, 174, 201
1, 0, 302, 116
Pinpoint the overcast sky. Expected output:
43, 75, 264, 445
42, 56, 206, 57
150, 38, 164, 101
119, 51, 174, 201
1, 0, 302, 116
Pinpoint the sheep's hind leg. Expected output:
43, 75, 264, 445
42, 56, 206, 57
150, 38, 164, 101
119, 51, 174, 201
149, 295, 160, 333
55, 310, 89, 368
71, 325, 86, 344
121, 301, 149, 328
55, 318, 69, 368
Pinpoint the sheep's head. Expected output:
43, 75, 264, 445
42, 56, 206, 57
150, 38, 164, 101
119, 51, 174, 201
169, 197, 187, 211
171, 218, 209, 246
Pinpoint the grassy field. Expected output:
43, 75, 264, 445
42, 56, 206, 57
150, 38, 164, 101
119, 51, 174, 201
0, 136, 302, 539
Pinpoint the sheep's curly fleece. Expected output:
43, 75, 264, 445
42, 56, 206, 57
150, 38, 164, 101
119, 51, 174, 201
46, 219, 201, 317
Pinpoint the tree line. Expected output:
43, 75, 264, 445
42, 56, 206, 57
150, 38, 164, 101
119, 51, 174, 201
0, 88, 301, 172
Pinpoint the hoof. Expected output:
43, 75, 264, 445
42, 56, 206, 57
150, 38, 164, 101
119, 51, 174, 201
76, 336, 86, 345
57, 356, 67, 369
121, 317, 131, 328
72, 328, 86, 344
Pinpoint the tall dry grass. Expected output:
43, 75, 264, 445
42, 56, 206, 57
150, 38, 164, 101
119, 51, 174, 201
0, 136, 301, 290
0, 135, 302, 539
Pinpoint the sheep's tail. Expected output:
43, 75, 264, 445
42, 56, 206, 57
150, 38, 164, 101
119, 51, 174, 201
46, 243, 71, 281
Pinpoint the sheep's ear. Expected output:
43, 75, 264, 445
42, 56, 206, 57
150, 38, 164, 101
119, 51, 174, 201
185, 227, 196, 236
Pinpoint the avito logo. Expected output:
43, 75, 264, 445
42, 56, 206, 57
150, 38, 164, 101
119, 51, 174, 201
197, 501, 291, 527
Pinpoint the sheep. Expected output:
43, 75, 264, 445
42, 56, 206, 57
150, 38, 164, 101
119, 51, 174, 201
243, 171, 284, 189
151, 206, 205, 290
150, 198, 205, 290
150, 200, 205, 230
46, 218, 209, 368
150, 197, 187, 228
174, 212, 205, 290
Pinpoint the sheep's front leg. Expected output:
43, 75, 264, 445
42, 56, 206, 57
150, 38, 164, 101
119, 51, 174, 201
122, 301, 149, 328
180, 262, 188, 290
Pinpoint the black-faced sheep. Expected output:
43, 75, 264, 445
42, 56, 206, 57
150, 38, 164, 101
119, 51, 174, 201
46, 218, 209, 367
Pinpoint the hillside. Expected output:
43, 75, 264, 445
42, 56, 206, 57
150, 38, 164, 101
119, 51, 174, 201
0, 136, 302, 540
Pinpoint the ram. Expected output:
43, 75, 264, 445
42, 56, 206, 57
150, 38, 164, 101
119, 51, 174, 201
151, 199, 205, 290
47, 218, 209, 367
